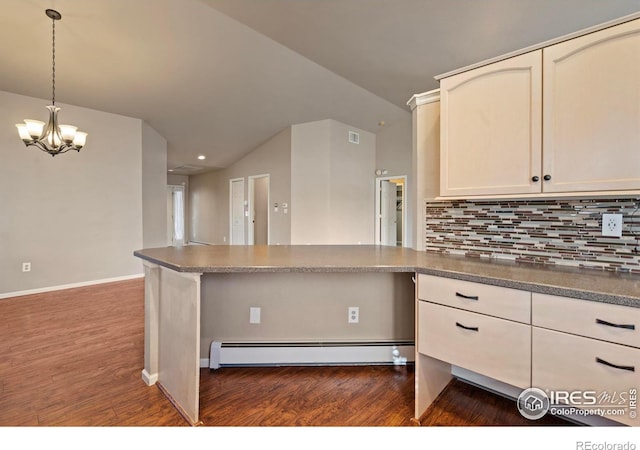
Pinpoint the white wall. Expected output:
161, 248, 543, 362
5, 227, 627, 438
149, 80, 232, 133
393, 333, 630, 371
189, 127, 292, 245
290, 120, 331, 244
190, 118, 381, 246
375, 116, 413, 246
200, 272, 414, 356
291, 119, 376, 244
0, 90, 165, 296
142, 122, 168, 248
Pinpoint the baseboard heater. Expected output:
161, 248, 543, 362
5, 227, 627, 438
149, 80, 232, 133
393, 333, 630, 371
206, 341, 415, 369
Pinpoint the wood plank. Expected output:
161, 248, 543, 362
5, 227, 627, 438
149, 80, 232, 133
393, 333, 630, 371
0, 279, 571, 427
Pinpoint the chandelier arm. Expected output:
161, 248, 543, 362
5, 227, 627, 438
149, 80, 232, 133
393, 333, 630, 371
26, 140, 78, 156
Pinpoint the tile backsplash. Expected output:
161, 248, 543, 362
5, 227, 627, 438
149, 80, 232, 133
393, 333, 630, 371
425, 198, 640, 273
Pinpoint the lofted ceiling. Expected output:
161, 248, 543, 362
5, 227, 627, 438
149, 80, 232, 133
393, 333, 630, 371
1, 0, 639, 174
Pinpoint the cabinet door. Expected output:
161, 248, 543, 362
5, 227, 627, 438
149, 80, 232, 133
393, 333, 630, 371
440, 50, 542, 196
418, 301, 531, 389
543, 18, 640, 193
533, 327, 640, 426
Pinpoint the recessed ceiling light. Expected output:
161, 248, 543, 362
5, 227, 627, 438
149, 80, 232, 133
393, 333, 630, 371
197, 155, 206, 160
168, 169, 174, 172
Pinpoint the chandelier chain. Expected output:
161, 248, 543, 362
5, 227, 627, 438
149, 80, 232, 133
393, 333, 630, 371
52, 14, 56, 105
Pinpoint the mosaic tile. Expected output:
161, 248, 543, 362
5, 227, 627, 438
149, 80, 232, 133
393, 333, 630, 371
425, 198, 640, 273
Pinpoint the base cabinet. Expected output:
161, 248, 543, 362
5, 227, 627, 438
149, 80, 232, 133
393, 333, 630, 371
532, 327, 640, 427
531, 292, 640, 426
418, 301, 530, 389
415, 274, 639, 426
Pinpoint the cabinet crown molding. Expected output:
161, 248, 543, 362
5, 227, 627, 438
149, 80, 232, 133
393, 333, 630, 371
435, 11, 640, 81
407, 89, 440, 110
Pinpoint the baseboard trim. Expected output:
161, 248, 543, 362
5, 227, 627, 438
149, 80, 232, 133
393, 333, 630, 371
0, 273, 144, 300
141, 369, 158, 386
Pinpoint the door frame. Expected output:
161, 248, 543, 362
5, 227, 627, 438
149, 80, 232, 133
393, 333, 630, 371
247, 174, 271, 245
167, 184, 186, 246
229, 177, 246, 245
375, 175, 407, 247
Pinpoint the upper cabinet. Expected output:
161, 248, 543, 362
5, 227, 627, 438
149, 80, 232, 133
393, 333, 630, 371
542, 19, 640, 193
440, 51, 542, 197
438, 17, 640, 198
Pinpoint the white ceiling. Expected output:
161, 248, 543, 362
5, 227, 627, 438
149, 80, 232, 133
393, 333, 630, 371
2, 0, 639, 173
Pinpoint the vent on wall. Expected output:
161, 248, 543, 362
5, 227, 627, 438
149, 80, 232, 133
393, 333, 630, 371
205, 341, 414, 369
348, 130, 360, 144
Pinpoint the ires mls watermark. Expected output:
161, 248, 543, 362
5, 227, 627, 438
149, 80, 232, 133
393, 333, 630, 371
517, 387, 637, 421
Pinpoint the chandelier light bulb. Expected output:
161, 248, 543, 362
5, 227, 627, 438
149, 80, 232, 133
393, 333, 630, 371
15, 9, 88, 156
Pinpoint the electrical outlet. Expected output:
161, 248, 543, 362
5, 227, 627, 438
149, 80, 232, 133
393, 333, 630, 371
22, 262, 31, 272
348, 306, 359, 324
249, 307, 261, 324
602, 213, 623, 237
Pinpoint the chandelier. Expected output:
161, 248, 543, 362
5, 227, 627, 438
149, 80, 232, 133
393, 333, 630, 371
16, 9, 87, 156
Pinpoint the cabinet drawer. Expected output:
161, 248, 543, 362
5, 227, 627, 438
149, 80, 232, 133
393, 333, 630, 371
417, 274, 530, 323
418, 301, 531, 388
532, 293, 640, 348
532, 327, 640, 426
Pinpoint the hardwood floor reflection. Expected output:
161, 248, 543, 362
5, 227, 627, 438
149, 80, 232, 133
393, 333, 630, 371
0, 279, 572, 427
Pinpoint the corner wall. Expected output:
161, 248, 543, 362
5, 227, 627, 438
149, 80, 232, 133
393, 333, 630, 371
189, 127, 292, 245
376, 116, 413, 246
142, 122, 168, 248
291, 119, 376, 244
0, 90, 165, 296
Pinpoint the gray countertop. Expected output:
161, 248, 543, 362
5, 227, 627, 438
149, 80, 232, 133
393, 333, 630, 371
134, 245, 640, 307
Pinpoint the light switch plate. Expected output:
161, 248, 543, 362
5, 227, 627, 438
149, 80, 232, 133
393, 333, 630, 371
249, 307, 261, 324
602, 213, 623, 237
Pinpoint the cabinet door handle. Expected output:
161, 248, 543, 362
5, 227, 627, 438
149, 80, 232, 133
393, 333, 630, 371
455, 292, 479, 301
543, 174, 552, 181
596, 357, 635, 372
596, 318, 635, 330
455, 322, 479, 332
531, 176, 540, 182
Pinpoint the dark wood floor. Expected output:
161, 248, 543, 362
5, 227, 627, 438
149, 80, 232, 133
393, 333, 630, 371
0, 279, 571, 426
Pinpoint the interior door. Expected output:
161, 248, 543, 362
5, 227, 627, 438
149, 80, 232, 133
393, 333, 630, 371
230, 178, 245, 245
380, 180, 397, 246
253, 176, 269, 245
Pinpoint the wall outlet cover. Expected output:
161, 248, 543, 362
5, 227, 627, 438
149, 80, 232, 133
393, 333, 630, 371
602, 213, 623, 237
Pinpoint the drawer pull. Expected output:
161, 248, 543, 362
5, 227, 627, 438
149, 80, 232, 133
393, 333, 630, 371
455, 322, 479, 332
455, 292, 479, 301
596, 318, 635, 330
596, 357, 635, 372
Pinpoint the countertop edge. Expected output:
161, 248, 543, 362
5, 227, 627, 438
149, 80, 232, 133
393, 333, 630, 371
414, 267, 639, 308
134, 249, 640, 308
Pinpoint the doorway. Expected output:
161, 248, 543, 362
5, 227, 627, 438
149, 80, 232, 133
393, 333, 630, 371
229, 178, 245, 245
248, 174, 270, 245
375, 176, 406, 247
167, 185, 185, 246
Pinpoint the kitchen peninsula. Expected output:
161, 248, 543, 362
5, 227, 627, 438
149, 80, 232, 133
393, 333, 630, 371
134, 245, 640, 426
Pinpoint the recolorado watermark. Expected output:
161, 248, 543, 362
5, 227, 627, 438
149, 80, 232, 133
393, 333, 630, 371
517, 387, 637, 421
576, 442, 636, 450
